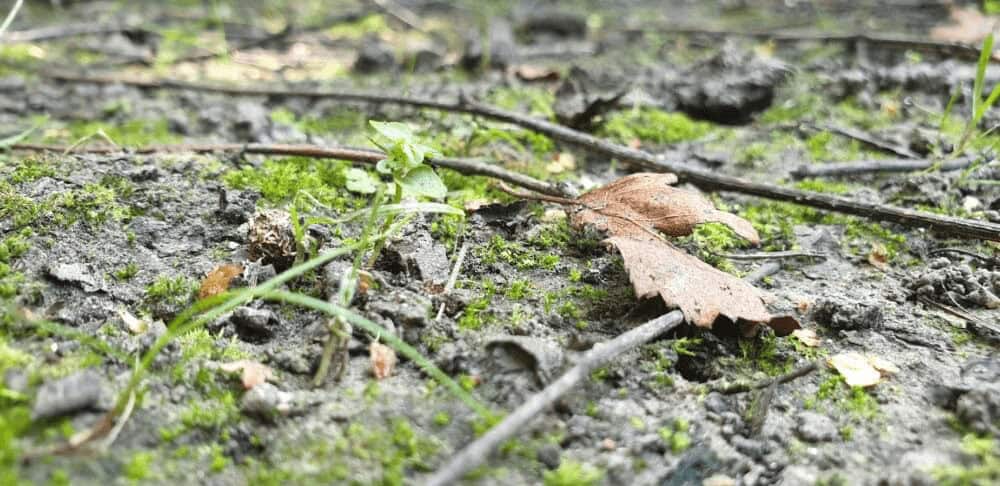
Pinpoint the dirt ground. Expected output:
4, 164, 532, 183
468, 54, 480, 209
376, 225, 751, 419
1, 0, 999, 485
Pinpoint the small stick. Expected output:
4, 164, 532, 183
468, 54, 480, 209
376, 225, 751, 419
927, 247, 998, 265
713, 250, 827, 261
11, 142, 568, 198
710, 360, 819, 395
424, 311, 686, 486
0, 0, 24, 37
435, 241, 469, 321
811, 123, 920, 159
790, 157, 976, 178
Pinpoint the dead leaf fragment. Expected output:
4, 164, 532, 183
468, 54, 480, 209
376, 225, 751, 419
118, 308, 148, 334
573, 173, 759, 244
370, 342, 397, 380
545, 152, 576, 174
513, 64, 560, 81
828, 352, 881, 387
220, 360, 275, 390
791, 328, 821, 347
199, 264, 244, 299
867, 244, 889, 271
565, 173, 796, 332
867, 355, 899, 375
930, 6, 997, 45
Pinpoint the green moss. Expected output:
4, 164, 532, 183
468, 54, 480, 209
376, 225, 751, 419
55, 119, 179, 146
327, 13, 389, 40
270, 108, 366, 140
739, 332, 793, 376
113, 262, 140, 281
602, 108, 712, 144
223, 156, 366, 213
124, 451, 155, 482
543, 460, 604, 486
458, 280, 496, 330
488, 87, 556, 120
8, 158, 57, 184
432, 411, 451, 427
933, 434, 1000, 485
793, 178, 852, 194
658, 417, 692, 454
469, 126, 555, 157
504, 280, 532, 300
478, 235, 560, 271
805, 373, 880, 420
145, 275, 196, 311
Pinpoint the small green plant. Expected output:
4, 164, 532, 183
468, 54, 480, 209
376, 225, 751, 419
113, 263, 140, 281
958, 33, 1000, 153
543, 460, 604, 486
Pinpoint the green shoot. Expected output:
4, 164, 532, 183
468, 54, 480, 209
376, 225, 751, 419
958, 33, 1000, 153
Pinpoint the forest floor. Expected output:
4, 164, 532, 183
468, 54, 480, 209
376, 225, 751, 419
1, 0, 999, 485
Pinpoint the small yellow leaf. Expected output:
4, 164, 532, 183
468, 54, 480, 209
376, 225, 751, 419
828, 352, 881, 387
219, 360, 275, 390
791, 328, 821, 347
867, 355, 899, 375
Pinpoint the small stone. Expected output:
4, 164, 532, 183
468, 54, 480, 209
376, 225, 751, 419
230, 306, 279, 342
46, 263, 102, 292
795, 412, 838, 443
962, 196, 983, 213
536, 443, 561, 469
600, 438, 617, 450
241, 383, 294, 420
462, 20, 515, 70
353, 36, 396, 73
31, 369, 105, 420
485, 335, 564, 384
368, 289, 431, 328
247, 209, 296, 272
703, 474, 737, 486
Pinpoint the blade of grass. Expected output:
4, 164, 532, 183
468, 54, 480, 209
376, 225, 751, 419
263, 290, 493, 419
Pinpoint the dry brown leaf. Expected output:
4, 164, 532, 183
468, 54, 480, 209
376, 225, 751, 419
199, 264, 244, 299
930, 6, 997, 45
568, 173, 796, 333
513, 64, 561, 81
219, 360, 275, 390
573, 173, 759, 244
370, 342, 397, 380
791, 328, 821, 347
608, 236, 778, 329
828, 352, 881, 387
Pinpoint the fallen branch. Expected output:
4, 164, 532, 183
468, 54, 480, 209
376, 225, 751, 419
425, 267, 778, 485
791, 156, 977, 178
33, 73, 1000, 241
10, 142, 566, 197
713, 250, 826, 261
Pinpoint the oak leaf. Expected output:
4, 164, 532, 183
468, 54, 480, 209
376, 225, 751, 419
569, 173, 797, 333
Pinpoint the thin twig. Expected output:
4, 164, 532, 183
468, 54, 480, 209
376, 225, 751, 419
714, 250, 827, 261
811, 122, 920, 159
927, 247, 998, 266
97, 390, 136, 451
424, 311, 686, 486
709, 361, 819, 395
436, 241, 469, 321
790, 156, 977, 178
32, 73, 1000, 240
11, 142, 567, 198
369, 0, 425, 32
0, 0, 25, 37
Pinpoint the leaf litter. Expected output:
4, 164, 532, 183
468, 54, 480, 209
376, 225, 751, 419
567, 173, 799, 333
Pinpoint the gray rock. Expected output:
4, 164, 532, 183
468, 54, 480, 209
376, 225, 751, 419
241, 383, 294, 420
536, 443, 561, 469
231, 306, 279, 342
387, 230, 450, 286
780, 465, 819, 485
462, 20, 515, 70
795, 412, 837, 443
518, 10, 587, 40
4, 368, 28, 395
485, 335, 564, 384
809, 299, 883, 331
232, 100, 270, 142
31, 369, 105, 420
353, 36, 396, 73
368, 289, 431, 328
46, 262, 102, 292
675, 46, 790, 124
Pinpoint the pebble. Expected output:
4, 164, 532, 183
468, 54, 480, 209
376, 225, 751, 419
231, 306, 279, 342
795, 412, 838, 443
31, 369, 105, 420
